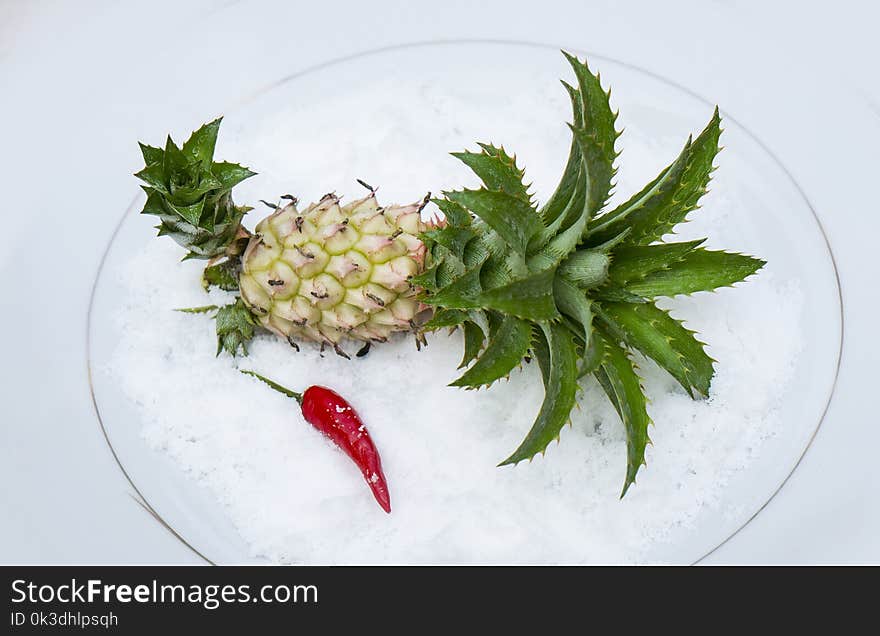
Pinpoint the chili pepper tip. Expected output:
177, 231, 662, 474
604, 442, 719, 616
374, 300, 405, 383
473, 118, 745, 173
371, 482, 391, 514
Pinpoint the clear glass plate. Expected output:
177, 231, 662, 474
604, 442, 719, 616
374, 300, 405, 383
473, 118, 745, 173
88, 41, 841, 564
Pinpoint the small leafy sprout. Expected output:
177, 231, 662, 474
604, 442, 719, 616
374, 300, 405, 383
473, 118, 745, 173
136, 118, 256, 260
214, 299, 257, 357
175, 300, 256, 357
174, 298, 253, 357
419, 51, 765, 496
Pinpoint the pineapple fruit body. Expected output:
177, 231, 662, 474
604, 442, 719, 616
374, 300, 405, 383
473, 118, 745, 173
238, 192, 429, 345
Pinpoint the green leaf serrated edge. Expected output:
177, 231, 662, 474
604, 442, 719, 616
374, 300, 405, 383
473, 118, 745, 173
587, 108, 721, 246
459, 321, 485, 368
451, 145, 533, 205
445, 189, 542, 256
591, 326, 652, 497
624, 248, 765, 298
596, 301, 714, 398
451, 315, 532, 388
499, 322, 578, 466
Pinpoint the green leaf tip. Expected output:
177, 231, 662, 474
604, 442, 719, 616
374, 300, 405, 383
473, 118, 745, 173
498, 322, 579, 466
622, 249, 765, 298
451, 144, 533, 206
592, 327, 652, 497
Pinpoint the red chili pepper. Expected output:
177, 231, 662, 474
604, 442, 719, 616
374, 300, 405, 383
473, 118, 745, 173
241, 370, 391, 513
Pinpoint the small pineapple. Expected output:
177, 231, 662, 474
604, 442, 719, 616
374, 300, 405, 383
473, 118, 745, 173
238, 190, 429, 346
418, 52, 765, 495
137, 52, 765, 496
136, 121, 430, 356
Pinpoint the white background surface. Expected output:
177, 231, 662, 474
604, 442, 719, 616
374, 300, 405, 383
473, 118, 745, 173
1, 0, 877, 564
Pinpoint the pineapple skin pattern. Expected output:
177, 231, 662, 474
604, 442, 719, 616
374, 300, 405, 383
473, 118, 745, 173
239, 192, 428, 345
136, 51, 765, 494
135, 119, 432, 356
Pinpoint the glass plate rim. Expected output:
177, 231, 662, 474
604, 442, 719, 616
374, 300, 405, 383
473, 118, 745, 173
86, 38, 845, 565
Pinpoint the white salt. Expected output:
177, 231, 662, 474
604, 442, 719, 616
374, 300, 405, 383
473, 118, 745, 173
107, 73, 803, 563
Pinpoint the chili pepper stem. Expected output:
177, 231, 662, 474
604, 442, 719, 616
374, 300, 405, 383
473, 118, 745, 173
240, 369, 303, 404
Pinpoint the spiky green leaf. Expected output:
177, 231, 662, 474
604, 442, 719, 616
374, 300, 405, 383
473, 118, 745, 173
166, 197, 206, 226
532, 164, 586, 252
182, 117, 222, 167
460, 321, 485, 368
422, 266, 485, 309
212, 162, 257, 190
215, 299, 256, 357
421, 308, 469, 331
451, 315, 532, 388
139, 142, 165, 165
526, 165, 589, 269
588, 108, 721, 246
452, 145, 532, 204
500, 322, 578, 465
422, 226, 476, 262
579, 323, 606, 377
134, 162, 169, 194
623, 249, 765, 298
432, 197, 472, 227
411, 261, 440, 292
597, 301, 714, 397
586, 142, 688, 245
468, 310, 492, 339
606, 239, 705, 286
592, 287, 648, 304
530, 322, 551, 378
445, 189, 542, 256
592, 326, 651, 497
434, 256, 469, 290
463, 232, 495, 269
562, 51, 619, 216
539, 80, 585, 226
163, 135, 189, 177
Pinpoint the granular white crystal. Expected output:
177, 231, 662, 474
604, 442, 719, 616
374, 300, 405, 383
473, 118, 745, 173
106, 73, 803, 564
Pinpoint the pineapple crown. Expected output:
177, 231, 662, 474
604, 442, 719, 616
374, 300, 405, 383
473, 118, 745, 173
418, 51, 765, 496
136, 118, 256, 260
